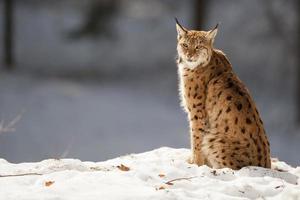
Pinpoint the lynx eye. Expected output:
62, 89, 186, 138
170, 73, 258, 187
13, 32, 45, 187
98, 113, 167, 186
182, 43, 188, 48
196, 46, 203, 50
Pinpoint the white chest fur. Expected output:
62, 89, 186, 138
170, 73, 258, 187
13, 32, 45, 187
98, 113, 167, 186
177, 63, 188, 112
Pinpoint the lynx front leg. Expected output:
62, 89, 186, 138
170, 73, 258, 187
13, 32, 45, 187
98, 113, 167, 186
186, 101, 208, 166
180, 70, 208, 166
189, 122, 206, 166
190, 131, 204, 165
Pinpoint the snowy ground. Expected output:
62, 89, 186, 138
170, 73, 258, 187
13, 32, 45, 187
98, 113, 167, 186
0, 147, 299, 200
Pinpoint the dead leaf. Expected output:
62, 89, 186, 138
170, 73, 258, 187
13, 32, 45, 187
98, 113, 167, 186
158, 186, 165, 190
45, 181, 55, 187
117, 164, 130, 171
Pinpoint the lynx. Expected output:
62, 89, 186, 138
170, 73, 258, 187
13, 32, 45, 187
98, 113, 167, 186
175, 19, 271, 169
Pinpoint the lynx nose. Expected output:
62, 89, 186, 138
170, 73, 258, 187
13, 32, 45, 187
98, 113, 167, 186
186, 54, 193, 62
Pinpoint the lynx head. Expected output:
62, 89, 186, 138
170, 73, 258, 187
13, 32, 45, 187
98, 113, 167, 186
175, 18, 218, 69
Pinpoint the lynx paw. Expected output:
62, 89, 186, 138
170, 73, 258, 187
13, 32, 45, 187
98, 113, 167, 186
187, 155, 204, 166
187, 157, 194, 164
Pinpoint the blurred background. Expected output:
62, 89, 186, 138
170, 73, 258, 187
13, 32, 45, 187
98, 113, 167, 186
0, 0, 299, 166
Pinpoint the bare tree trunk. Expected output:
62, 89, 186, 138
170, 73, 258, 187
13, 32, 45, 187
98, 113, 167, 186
68, 0, 118, 39
3, 0, 15, 70
193, 0, 208, 30
297, 1, 300, 123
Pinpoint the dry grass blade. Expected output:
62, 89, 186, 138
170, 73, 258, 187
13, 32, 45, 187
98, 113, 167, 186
59, 134, 75, 159
0, 173, 43, 177
165, 176, 197, 185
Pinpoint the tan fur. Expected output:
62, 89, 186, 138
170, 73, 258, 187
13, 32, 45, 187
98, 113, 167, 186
176, 22, 271, 169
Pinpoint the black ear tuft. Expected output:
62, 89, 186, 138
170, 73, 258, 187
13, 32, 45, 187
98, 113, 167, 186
211, 22, 221, 32
213, 23, 219, 30
175, 17, 187, 34
175, 17, 180, 25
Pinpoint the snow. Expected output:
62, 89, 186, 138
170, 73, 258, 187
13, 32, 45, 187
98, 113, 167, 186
0, 147, 299, 200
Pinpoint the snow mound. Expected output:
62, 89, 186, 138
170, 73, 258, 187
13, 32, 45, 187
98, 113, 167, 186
0, 147, 299, 200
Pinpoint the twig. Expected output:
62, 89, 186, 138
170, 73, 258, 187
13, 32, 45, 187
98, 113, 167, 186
0, 172, 43, 177
165, 176, 198, 185
0, 110, 24, 135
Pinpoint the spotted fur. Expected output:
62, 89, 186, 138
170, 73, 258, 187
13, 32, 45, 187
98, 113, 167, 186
175, 20, 271, 169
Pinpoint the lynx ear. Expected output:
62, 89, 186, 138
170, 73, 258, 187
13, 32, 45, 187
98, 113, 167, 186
207, 23, 219, 43
175, 18, 187, 39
